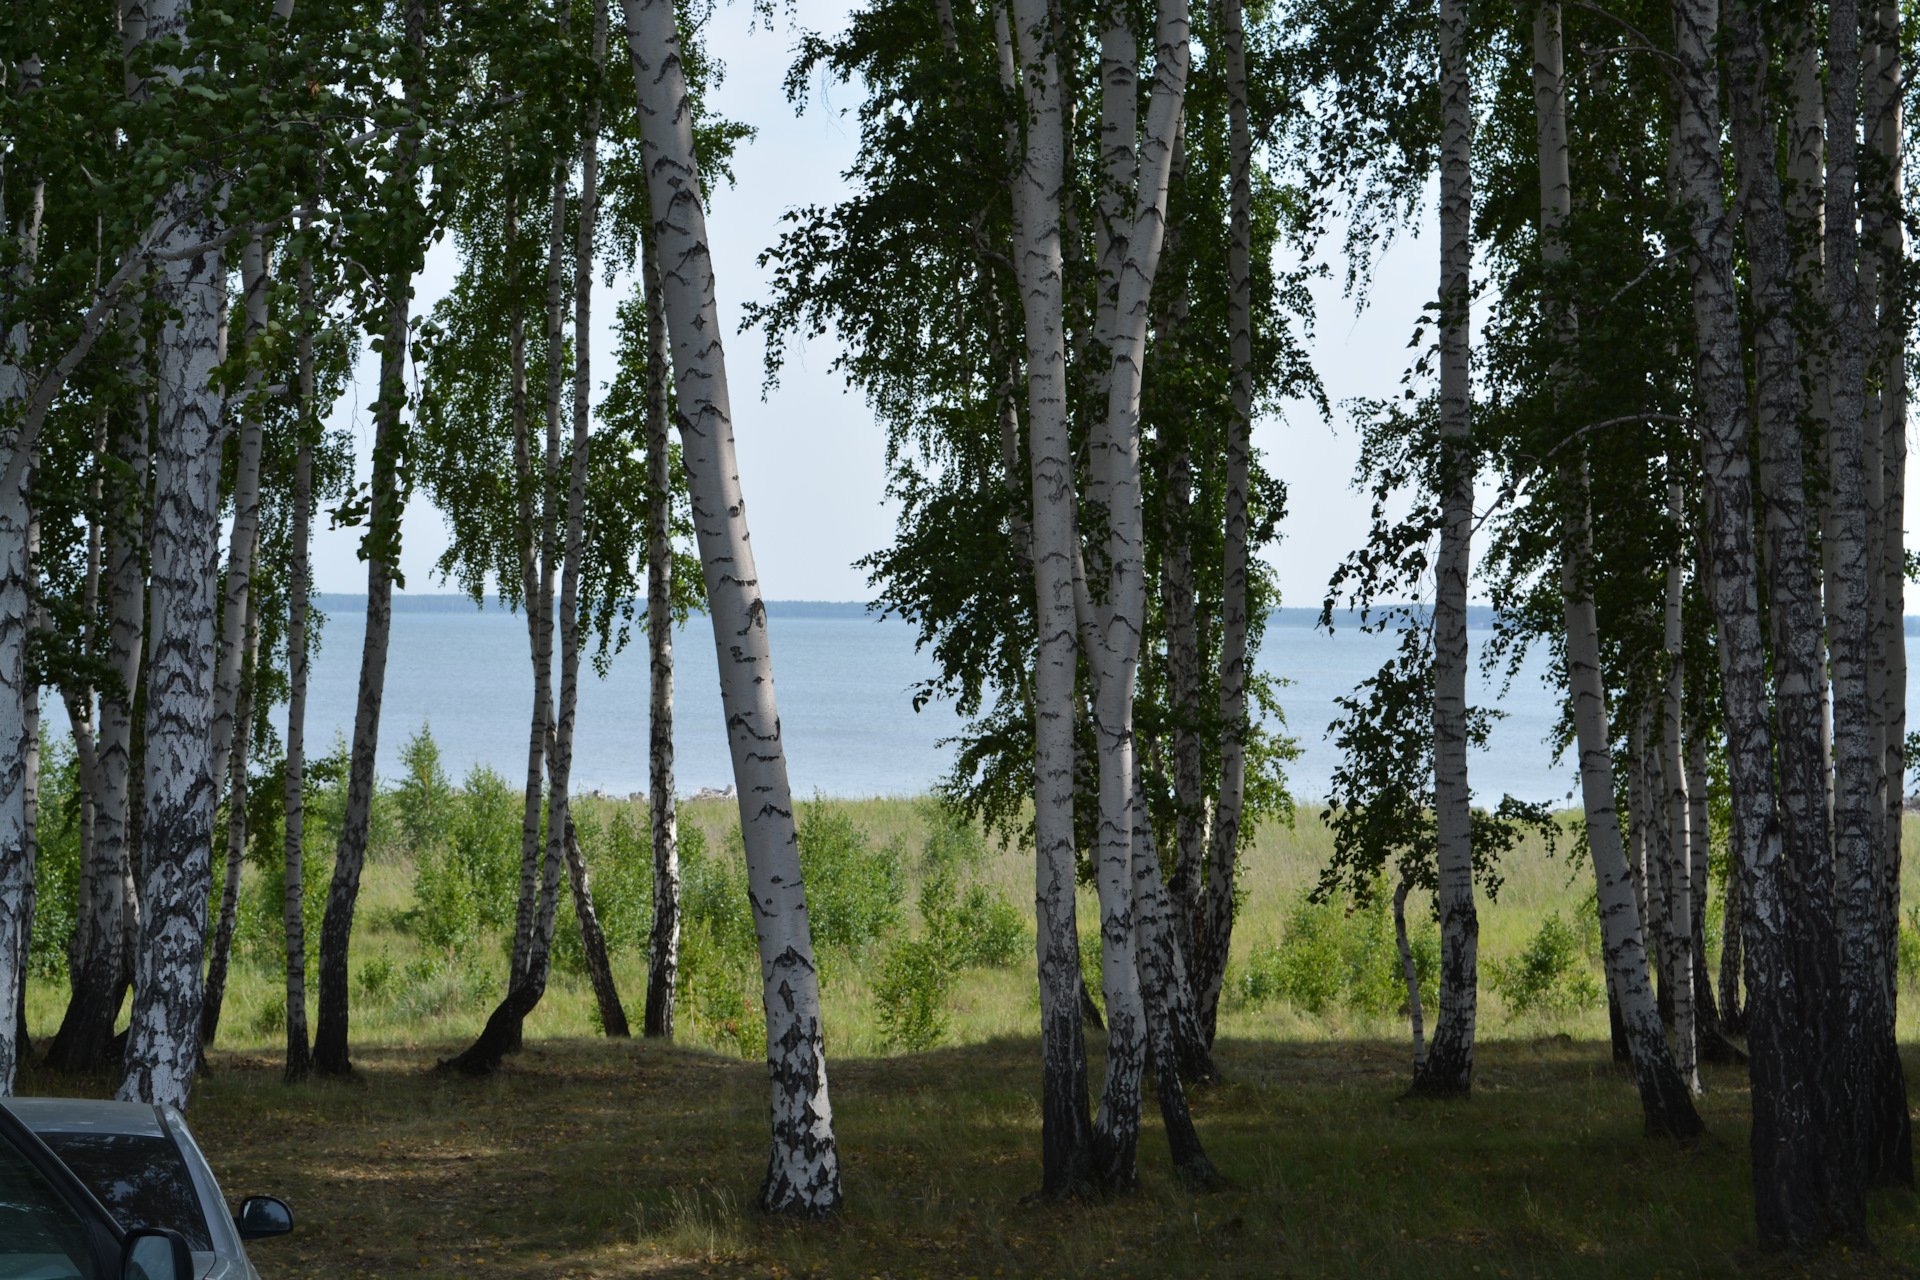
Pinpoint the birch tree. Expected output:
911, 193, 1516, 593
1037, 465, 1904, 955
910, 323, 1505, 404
0, 52, 43, 1095
283, 218, 316, 1082
1526, 0, 1700, 1134
314, 0, 433, 1078
1415, 0, 1478, 1099
1671, 0, 1821, 1244
1002, 0, 1095, 1196
621, 0, 840, 1212
118, 0, 231, 1110
641, 231, 678, 1039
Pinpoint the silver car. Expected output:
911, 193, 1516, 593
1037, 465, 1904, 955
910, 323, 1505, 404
3, 1100, 292, 1280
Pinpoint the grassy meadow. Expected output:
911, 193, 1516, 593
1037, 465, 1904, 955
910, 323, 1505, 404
19, 784, 1920, 1276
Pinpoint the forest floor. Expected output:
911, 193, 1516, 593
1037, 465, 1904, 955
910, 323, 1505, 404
23, 1034, 1914, 1280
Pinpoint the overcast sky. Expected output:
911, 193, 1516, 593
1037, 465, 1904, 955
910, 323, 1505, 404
307, 0, 1913, 613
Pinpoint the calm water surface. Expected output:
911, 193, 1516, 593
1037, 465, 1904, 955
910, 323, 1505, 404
270, 598, 1920, 805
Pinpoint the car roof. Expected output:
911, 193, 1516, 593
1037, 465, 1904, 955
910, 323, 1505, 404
3, 1097, 168, 1138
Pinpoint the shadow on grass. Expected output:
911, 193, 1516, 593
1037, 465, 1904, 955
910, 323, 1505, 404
20, 1036, 1920, 1278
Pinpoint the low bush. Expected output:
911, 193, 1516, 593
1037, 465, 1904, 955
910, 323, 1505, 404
1489, 912, 1601, 1019
797, 798, 906, 952
875, 936, 951, 1052
1236, 888, 1437, 1018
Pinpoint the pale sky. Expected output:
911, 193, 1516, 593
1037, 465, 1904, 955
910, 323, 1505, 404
308, 0, 1913, 615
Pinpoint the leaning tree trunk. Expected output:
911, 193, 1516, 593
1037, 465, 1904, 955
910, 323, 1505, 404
622, 0, 841, 1213
444, 143, 574, 1077
557, 0, 627, 1041
1129, 757, 1218, 1188
1191, 0, 1254, 1047
312, 0, 426, 1080
1531, 5, 1699, 1133
998, 0, 1092, 1199
46, 348, 147, 1076
199, 572, 257, 1048
504, 183, 549, 999
1673, 0, 1821, 1246
1864, 0, 1911, 1189
1560, 464, 1704, 1139
1413, 0, 1478, 1100
282, 227, 315, 1083
207, 236, 269, 801
641, 223, 679, 1040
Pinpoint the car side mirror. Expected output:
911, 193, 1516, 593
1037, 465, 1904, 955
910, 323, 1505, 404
121, 1228, 193, 1280
235, 1195, 294, 1241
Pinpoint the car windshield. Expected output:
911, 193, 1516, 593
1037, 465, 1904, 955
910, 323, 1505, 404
0, 1132, 92, 1280
34, 1133, 210, 1252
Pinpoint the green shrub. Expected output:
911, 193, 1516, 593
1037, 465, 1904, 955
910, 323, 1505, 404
676, 924, 764, 1060
254, 992, 286, 1037
796, 799, 905, 952
875, 936, 952, 1052
682, 826, 754, 953
29, 737, 82, 981
357, 952, 397, 1001
1490, 912, 1602, 1018
409, 764, 523, 957
392, 955, 497, 1023
916, 806, 1026, 970
1235, 889, 1437, 1017
395, 725, 456, 858
1899, 908, 1920, 988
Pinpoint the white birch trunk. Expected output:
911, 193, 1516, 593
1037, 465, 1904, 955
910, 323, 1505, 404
1561, 463, 1702, 1136
207, 236, 269, 798
1865, 0, 1912, 1188
200, 585, 257, 1047
314, 0, 426, 1078
1825, 0, 1885, 1224
116, 0, 229, 1110
1417, 0, 1478, 1097
1079, 0, 1187, 1189
1393, 875, 1426, 1073
1533, 4, 1698, 1129
556, 3, 628, 1038
0, 55, 41, 1095
0, 464, 31, 1097
1660, 478, 1696, 1091
622, 0, 840, 1211
641, 223, 679, 1040
999, 0, 1092, 1196
1674, 0, 1821, 1242
1192, 0, 1253, 1046
283, 224, 314, 1082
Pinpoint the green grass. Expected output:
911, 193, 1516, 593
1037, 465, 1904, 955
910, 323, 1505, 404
20, 799, 1920, 1276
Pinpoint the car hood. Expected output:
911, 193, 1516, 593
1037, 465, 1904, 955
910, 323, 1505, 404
196, 1249, 252, 1280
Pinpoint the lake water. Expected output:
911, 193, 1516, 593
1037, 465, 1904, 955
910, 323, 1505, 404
252, 595, 1920, 808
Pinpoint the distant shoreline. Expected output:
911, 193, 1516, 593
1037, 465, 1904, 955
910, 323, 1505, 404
309, 593, 1920, 633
